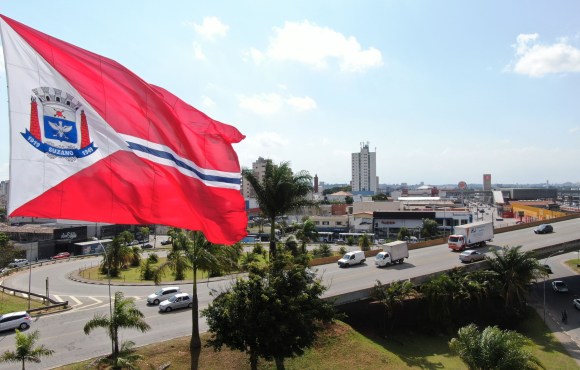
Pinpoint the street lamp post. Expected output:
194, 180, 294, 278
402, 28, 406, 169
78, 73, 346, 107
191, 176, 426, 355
544, 249, 564, 322
98, 242, 114, 356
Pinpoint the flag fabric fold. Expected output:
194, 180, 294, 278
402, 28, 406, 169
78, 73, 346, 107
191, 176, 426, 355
0, 14, 247, 245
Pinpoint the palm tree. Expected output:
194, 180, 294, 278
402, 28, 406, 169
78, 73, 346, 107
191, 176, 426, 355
154, 229, 238, 370
295, 219, 319, 254
243, 160, 314, 256
449, 324, 544, 369
0, 330, 54, 370
102, 233, 134, 277
129, 246, 142, 267
83, 291, 150, 362
486, 245, 543, 313
372, 280, 417, 336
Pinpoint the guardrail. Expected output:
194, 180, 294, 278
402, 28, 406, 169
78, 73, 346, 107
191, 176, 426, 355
0, 284, 68, 313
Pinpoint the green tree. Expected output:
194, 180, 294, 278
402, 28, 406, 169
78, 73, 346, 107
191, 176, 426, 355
295, 219, 319, 253
372, 280, 417, 336
0, 330, 54, 370
0, 232, 18, 268
486, 246, 543, 314
154, 229, 238, 370
129, 246, 142, 267
138, 226, 150, 247
449, 324, 544, 370
83, 291, 150, 365
358, 233, 371, 251
345, 196, 353, 204
372, 193, 389, 201
397, 226, 411, 241
202, 253, 334, 370
421, 218, 439, 238
102, 231, 134, 277
243, 160, 314, 256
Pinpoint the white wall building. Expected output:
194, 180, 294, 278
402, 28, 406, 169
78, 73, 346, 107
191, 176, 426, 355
351, 142, 378, 193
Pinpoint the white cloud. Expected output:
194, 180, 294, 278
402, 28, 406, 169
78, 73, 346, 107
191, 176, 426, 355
254, 20, 382, 72
510, 33, 580, 77
190, 16, 229, 40
244, 48, 265, 64
238, 93, 284, 115
201, 95, 215, 108
286, 96, 317, 111
570, 126, 580, 134
192, 42, 206, 60
238, 93, 317, 115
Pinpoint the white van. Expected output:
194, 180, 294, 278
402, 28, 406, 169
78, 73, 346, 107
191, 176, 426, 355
337, 251, 366, 267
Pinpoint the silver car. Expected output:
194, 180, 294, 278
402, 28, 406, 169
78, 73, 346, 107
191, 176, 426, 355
8, 259, 29, 268
147, 286, 181, 305
159, 293, 192, 312
459, 250, 485, 263
0, 311, 32, 332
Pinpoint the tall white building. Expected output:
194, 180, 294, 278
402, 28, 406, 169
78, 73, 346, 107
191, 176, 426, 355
351, 142, 378, 193
241, 157, 269, 200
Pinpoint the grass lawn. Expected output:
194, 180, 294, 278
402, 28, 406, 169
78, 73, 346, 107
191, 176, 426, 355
77, 257, 222, 283
57, 309, 579, 370
0, 291, 46, 315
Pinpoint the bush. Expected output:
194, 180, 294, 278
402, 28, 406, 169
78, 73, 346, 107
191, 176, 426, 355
148, 253, 159, 263
253, 243, 264, 255
141, 260, 155, 281
347, 236, 355, 246
339, 246, 348, 255
318, 243, 332, 257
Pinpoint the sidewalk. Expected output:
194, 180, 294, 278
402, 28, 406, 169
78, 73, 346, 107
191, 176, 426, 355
529, 299, 580, 367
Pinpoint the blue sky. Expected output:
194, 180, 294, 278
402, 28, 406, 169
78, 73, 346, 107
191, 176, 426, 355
1, 1, 579, 186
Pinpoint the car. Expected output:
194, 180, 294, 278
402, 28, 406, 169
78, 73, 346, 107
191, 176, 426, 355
534, 224, 553, 234
160, 239, 172, 245
129, 240, 140, 246
0, 311, 32, 332
147, 286, 181, 305
51, 252, 71, 260
573, 299, 580, 310
552, 280, 568, 293
543, 264, 553, 274
459, 250, 485, 263
7, 259, 29, 268
158, 293, 192, 312
142, 244, 154, 249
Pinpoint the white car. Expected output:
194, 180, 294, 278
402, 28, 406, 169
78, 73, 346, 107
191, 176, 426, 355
573, 298, 580, 310
159, 293, 192, 312
147, 286, 181, 305
552, 281, 568, 293
0, 312, 32, 332
7, 259, 29, 268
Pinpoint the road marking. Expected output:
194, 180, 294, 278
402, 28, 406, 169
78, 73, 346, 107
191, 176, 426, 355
69, 295, 82, 306
53, 294, 64, 302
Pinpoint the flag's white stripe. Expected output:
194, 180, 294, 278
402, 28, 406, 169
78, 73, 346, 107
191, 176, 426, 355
120, 134, 241, 190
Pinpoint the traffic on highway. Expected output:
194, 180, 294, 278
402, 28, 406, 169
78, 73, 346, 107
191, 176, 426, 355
0, 218, 579, 369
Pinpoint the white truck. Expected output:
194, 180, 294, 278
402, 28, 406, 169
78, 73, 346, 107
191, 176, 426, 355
447, 221, 493, 251
374, 241, 409, 267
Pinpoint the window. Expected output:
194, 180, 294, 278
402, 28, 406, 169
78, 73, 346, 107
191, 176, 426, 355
336, 221, 342, 225
322, 221, 329, 225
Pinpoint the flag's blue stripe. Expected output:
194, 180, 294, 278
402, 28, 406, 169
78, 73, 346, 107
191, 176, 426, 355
127, 141, 240, 186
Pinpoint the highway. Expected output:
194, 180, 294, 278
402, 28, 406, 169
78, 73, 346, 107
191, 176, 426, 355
1, 218, 580, 369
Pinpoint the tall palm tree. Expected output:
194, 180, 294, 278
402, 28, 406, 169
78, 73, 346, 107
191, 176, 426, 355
0, 330, 54, 370
358, 233, 372, 251
83, 291, 150, 361
154, 229, 238, 370
486, 245, 543, 313
243, 160, 314, 256
449, 324, 544, 370
372, 280, 417, 336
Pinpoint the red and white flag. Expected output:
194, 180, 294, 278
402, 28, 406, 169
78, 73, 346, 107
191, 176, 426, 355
0, 15, 247, 245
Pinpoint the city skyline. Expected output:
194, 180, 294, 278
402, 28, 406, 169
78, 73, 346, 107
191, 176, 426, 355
1, 1, 580, 185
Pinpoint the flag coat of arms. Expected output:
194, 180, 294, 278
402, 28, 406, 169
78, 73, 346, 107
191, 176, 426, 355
0, 14, 247, 245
